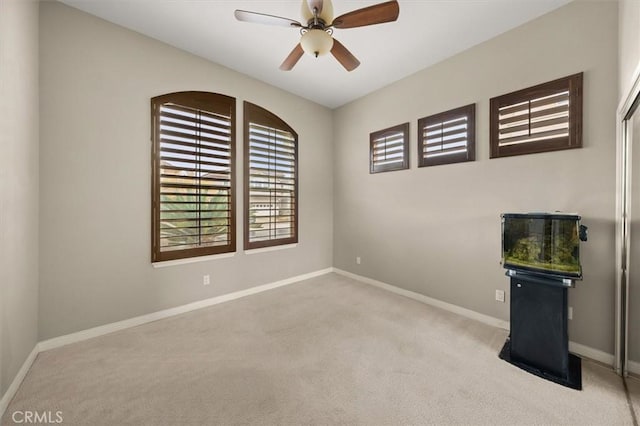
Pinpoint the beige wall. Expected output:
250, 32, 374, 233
0, 0, 40, 396
333, 1, 618, 354
619, 0, 640, 99
38, 2, 333, 340
30, 0, 625, 357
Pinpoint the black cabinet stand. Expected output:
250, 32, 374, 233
498, 271, 582, 390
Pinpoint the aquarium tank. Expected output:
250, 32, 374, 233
501, 213, 587, 279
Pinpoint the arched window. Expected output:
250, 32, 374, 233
151, 92, 236, 262
244, 102, 298, 250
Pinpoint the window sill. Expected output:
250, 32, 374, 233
244, 243, 297, 255
152, 252, 236, 268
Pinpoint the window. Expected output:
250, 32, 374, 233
418, 104, 475, 167
490, 73, 583, 158
151, 92, 236, 262
369, 123, 409, 173
244, 102, 298, 250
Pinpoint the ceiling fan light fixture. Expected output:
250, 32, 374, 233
235, 0, 399, 71
300, 29, 334, 57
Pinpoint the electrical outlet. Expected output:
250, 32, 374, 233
495, 289, 505, 303
203, 275, 210, 286
568, 306, 573, 320
356, 256, 361, 265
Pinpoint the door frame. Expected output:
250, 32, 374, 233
615, 63, 640, 376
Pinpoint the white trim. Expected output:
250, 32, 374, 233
0, 345, 38, 420
568, 341, 615, 366
3, 267, 332, 414
244, 243, 297, 255
619, 60, 640, 116
629, 359, 640, 376
39, 267, 332, 352
152, 252, 236, 268
333, 268, 616, 367
1, 266, 619, 418
332, 268, 510, 330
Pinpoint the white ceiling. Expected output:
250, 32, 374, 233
59, 0, 572, 109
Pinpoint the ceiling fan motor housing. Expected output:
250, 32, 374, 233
301, 0, 334, 24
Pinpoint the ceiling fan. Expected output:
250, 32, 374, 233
234, 0, 400, 72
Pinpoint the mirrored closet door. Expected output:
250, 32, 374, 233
618, 83, 640, 376
627, 102, 640, 376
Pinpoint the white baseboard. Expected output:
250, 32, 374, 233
333, 268, 616, 368
332, 268, 510, 330
2, 267, 332, 418
568, 341, 615, 366
39, 267, 333, 352
629, 360, 640, 375
0, 345, 38, 420
0, 265, 623, 420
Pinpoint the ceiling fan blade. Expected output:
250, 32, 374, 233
234, 10, 302, 28
332, 0, 399, 29
330, 38, 360, 71
280, 44, 305, 71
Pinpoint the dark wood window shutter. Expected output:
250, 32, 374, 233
418, 104, 475, 167
490, 73, 583, 158
151, 91, 236, 262
370, 123, 410, 173
244, 102, 298, 250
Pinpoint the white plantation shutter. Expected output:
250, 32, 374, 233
418, 104, 475, 167
151, 92, 236, 262
490, 73, 583, 158
244, 102, 298, 250
370, 123, 409, 173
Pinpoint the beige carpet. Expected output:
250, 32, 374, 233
2, 273, 636, 425
628, 376, 640, 424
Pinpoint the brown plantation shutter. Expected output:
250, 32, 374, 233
418, 104, 475, 167
369, 123, 409, 173
244, 102, 298, 250
490, 73, 583, 158
151, 92, 236, 262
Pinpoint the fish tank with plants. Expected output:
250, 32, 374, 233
501, 213, 587, 279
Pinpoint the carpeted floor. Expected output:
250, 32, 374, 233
2, 273, 638, 425
628, 377, 640, 424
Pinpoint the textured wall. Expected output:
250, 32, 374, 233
39, 2, 333, 340
0, 0, 40, 397
333, 1, 618, 354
